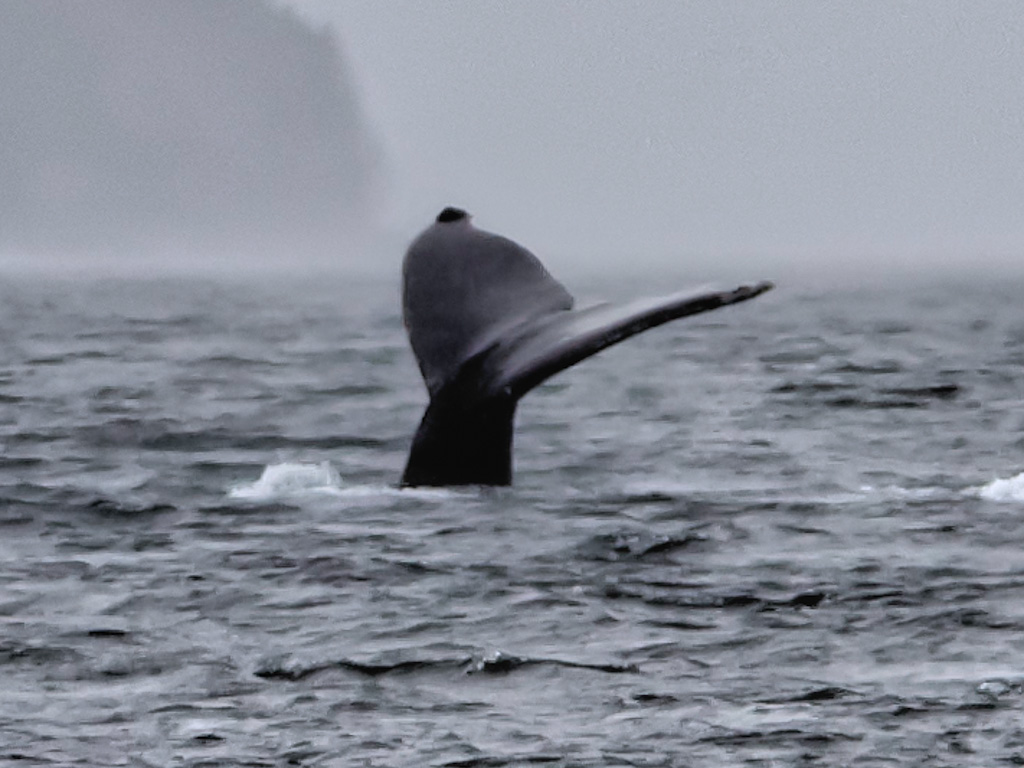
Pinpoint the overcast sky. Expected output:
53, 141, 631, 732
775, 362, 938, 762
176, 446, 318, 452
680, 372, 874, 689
283, 0, 1024, 277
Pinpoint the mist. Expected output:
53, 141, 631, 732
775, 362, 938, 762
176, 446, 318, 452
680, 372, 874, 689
0, 0, 379, 273
2, 2, 1021, 280
287, 0, 1024, 280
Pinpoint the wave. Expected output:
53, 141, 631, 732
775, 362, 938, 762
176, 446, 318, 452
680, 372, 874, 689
616, 475, 956, 506
253, 650, 639, 681
228, 461, 343, 500
227, 462, 454, 502
977, 472, 1024, 502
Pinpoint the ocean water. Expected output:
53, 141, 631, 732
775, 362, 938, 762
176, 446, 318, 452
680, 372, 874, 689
2, 272, 1024, 766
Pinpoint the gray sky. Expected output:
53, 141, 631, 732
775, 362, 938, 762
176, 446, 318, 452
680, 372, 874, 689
284, 0, 1024, 276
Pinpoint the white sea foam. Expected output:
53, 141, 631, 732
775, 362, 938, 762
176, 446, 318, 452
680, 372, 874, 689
227, 462, 456, 502
977, 472, 1024, 503
857, 485, 952, 502
229, 461, 344, 500
618, 476, 952, 504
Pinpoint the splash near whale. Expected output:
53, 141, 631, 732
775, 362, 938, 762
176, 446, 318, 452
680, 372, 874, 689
401, 207, 773, 487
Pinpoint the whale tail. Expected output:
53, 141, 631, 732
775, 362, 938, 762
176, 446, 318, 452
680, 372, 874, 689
400, 208, 772, 487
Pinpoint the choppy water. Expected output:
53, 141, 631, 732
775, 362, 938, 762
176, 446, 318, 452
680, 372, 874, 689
3, 272, 1024, 766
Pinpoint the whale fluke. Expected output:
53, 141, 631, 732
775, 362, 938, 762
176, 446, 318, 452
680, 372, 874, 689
401, 208, 773, 487
403, 207, 573, 397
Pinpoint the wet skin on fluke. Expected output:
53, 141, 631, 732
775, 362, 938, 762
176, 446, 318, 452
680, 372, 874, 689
400, 207, 773, 487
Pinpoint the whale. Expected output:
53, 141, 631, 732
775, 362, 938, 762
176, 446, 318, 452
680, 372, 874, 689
401, 207, 772, 487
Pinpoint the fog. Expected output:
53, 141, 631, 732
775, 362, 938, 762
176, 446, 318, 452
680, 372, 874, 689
287, 0, 1024, 279
2, 1, 1022, 278
0, 0, 378, 272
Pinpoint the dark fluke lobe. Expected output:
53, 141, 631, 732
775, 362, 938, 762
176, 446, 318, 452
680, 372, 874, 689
401, 208, 773, 486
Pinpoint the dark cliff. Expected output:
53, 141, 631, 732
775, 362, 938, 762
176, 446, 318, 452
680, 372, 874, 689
0, 0, 379, 261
